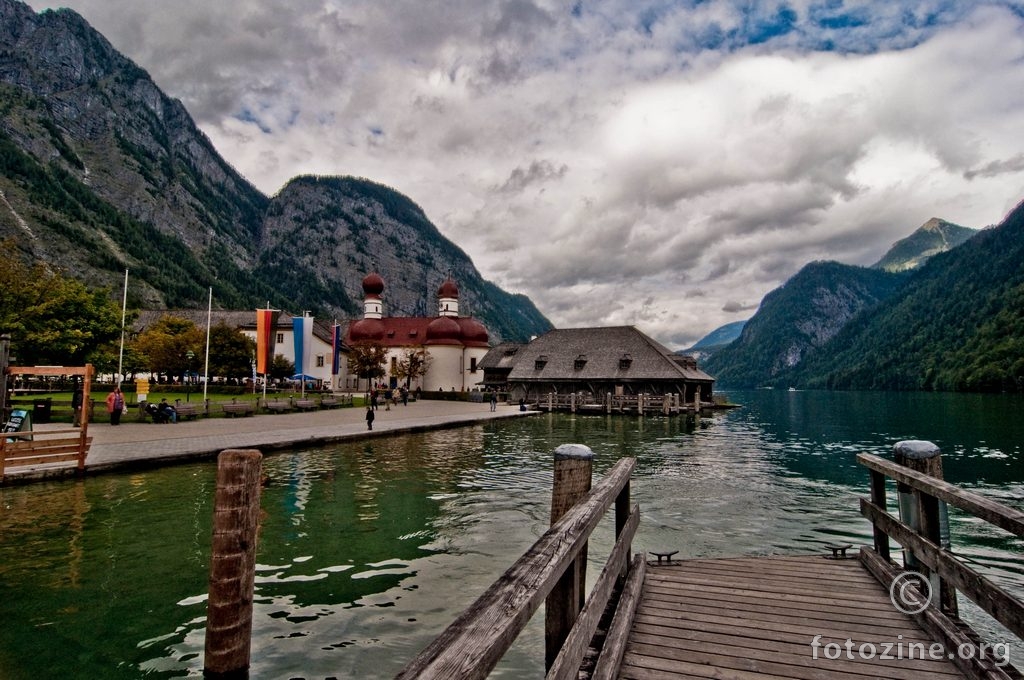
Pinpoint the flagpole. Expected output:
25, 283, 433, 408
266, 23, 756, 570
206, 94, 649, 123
203, 286, 212, 401
117, 268, 128, 386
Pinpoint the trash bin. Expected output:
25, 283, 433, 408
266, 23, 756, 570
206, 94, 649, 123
32, 398, 52, 424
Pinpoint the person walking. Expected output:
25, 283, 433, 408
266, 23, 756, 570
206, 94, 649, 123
72, 385, 84, 426
106, 387, 125, 426
365, 405, 375, 430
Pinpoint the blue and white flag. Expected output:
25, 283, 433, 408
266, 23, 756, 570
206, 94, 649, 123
293, 314, 313, 377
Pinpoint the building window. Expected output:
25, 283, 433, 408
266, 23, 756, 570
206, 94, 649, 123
619, 354, 632, 370
391, 356, 398, 372
470, 357, 478, 373
316, 355, 325, 368
276, 333, 284, 344
574, 354, 587, 370
535, 355, 548, 370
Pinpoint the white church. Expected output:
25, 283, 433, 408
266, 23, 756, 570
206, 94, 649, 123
344, 273, 491, 392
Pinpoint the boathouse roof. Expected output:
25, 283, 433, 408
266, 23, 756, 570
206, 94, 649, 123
504, 326, 714, 383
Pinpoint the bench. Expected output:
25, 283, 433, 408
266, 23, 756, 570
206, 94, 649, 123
1, 430, 92, 481
221, 401, 255, 417
264, 400, 292, 413
174, 403, 200, 420
319, 397, 340, 409
294, 399, 318, 411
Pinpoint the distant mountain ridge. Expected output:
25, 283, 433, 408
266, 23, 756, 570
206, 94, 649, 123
871, 218, 977, 272
0, 0, 551, 342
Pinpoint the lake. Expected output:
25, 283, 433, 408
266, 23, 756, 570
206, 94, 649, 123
1, 389, 1021, 678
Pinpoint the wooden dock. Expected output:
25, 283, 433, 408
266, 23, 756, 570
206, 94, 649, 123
396, 441, 1023, 680
624, 553, 964, 679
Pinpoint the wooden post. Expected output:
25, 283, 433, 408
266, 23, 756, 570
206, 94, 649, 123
548, 392, 554, 412
894, 440, 957, 616
570, 392, 576, 413
605, 392, 611, 414
546, 443, 593, 671
204, 449, 263, 678
869, 469, 890, 562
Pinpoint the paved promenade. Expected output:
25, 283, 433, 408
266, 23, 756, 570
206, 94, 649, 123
7, 400, 536, 483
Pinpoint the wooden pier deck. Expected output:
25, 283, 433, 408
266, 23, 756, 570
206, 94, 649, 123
623, 553, 964, 679
397, 444, 1023, 680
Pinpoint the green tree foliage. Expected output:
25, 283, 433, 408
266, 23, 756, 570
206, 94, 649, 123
0, 244, 123, 365
131, 314, 204, 381
393, 348, 432, 387
791, 200, 1024, 392
269, 354, 294, 382
207, 322, 256, 381
347, 342, 388, 381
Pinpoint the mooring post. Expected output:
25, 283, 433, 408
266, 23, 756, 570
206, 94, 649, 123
893, 440, 957, 616
204, 449, 263, 678
545, 443, 594, 671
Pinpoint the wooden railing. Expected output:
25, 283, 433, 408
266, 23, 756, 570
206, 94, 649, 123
858, 443, 1024, 680
396, 452, 640, 680
1, 428, 92, 482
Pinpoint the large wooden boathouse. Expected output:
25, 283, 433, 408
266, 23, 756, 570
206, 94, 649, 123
480, 326, 715, 409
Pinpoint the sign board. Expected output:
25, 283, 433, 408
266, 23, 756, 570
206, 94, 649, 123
136, 379, 150, 402
3, 408, 31, 441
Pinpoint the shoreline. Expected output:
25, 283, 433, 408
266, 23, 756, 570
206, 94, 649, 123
3, 401, 538, 485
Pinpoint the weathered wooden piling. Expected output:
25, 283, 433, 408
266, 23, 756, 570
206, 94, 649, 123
545, 443, 593, 670
894, 440, 957, 616
204, 449, 263, 678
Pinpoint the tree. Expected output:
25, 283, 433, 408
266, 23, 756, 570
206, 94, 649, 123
393, 347, 432, 387
269, 354, 294, 382
208, 322, 256, 381
132, 314, 204, 382
347, 342, 388, 385
0, 244, 124, 365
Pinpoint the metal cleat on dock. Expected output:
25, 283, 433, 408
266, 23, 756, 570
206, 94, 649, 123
824, 543, 853, 559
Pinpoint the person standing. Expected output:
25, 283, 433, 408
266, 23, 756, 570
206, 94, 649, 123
489, 390, 497, 412
365, 405, 375, 430
72, 385, 84, 426
106, 387, 125, 426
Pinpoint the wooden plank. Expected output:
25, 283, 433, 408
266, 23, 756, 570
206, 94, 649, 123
395, 457, 635, 680
858, 454, 1024, 537
859, 547, 1014, 680
547, 504, 639, 680
620, 555, 970, 680
862, 500, 1024, 646
592, 552, 646, 680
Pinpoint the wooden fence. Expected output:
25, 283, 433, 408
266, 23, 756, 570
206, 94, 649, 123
858, 444, 1024, 680
396, 451, 640, 679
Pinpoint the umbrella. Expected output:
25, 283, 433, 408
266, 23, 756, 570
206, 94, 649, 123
290, 373, 317, 381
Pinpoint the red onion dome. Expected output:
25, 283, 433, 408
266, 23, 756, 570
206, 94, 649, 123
437, 278, 459, 298
349, 318, 385, 342
362, 272, 385, 297
457, 317, 489, 345
425, 316, 462, 344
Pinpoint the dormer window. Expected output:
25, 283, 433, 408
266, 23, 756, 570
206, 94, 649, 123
535, 355, 548, 370
387, 330, 395, 338
574, 354, 587, 370
619, 354, 632, 370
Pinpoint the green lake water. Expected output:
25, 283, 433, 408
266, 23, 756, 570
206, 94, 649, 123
1, 389, 1022, 678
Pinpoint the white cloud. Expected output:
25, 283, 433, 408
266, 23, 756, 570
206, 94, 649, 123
26, 0, 1024, 348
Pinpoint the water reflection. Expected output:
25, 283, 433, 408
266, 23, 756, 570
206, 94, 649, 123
0, 391, 1021, 678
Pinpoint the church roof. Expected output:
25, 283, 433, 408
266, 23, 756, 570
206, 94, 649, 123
344, 316, 489, 348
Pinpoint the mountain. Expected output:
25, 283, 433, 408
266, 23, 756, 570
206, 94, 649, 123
678, 320, 747, 362
0, 0, 550, 342
872, 218, 977, 272
791, 201, 1024, 392
703, 262, 906, 387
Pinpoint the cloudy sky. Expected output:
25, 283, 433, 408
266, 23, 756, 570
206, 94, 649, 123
27, 0, 1024, 349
